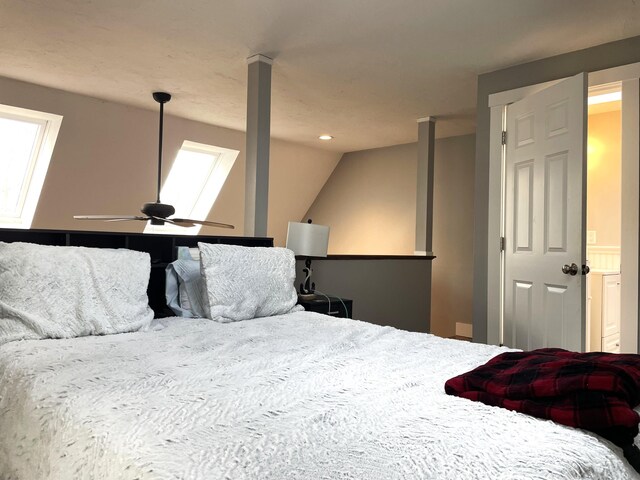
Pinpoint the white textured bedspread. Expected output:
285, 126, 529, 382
0, 312, 637, 480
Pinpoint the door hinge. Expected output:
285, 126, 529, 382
500, 236, 505, 251
501, 130, 507, 145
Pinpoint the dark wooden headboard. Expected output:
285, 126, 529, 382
0, 228, 273, 317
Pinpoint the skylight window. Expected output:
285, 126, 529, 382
0, 104, 62, 229
144, 140, 238, 235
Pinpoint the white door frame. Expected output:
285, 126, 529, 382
486, 62, 640, 352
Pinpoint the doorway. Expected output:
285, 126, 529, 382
586, 83, 622, 353
486, 64, 640, 353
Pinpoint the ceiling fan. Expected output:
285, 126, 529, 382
74, 92, 234, 229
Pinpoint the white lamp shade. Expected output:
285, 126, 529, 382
286, 221, 329, 257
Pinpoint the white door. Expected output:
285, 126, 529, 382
504, 73, 587, 351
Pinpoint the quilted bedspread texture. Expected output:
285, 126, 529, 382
0, 312, 637, 480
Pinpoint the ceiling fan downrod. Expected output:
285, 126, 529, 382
143, 91, 175, 224
152, 91, 171, 205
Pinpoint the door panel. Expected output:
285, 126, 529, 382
547, 100, 570, 137
544, 284, 568, 349
504, 73, 587, 351
516, 113, 535, 146
513, 280, 533, 348
544, 152, 568, 252
514, 161, 534, 251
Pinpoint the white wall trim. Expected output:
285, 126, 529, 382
486, 105, 505, 345
590, 63, 640, 87
621, 78, 639, 353
246, 54, 273, 65
456, 322, 473, 338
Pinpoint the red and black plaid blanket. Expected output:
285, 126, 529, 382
445, 348, 640, 471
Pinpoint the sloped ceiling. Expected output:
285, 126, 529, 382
1, 0, 640, 153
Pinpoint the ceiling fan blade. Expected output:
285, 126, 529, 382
172, 218, 235, 229
104, 216, 150, 223
165, 218, 195, 227
74, 215, 146, 221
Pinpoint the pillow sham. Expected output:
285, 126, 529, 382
165, 258, 207, 318
198, 242, 302, 323
177, 246, 200, 262
0, 242, 154, 345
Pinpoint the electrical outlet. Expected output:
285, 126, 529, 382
587, 230, 597, 245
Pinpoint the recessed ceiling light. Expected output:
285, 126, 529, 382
318, 135, 333, 140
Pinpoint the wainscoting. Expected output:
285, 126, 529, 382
587, 245, 620, 272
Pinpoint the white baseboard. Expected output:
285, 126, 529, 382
455, 322, 473, 338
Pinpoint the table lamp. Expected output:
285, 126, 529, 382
286, 219, 330, 297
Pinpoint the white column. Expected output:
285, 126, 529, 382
415, 116, 436, 254
244, 54, 272, 237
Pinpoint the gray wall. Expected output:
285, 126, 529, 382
431, 134, 475, 338
473, 35, 640, 343
295, 259, 431, 333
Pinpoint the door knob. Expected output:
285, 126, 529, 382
582, 264, 590, 275
562, 263, 579, 276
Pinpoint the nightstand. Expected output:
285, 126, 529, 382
297, 294, 353, 318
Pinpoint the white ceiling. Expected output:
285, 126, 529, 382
1, 0, 640, 153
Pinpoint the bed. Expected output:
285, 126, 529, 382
0, 229, 638, 479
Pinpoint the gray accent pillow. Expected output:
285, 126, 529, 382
165, 258, 207, 318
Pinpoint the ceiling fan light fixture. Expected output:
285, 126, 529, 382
141, 202, 175, 218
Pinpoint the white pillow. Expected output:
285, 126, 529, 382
0, 242, 154, 345
198, 243, 302, 323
